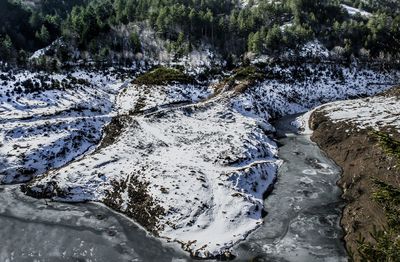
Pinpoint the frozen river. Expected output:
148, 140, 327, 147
0, 114, 347, 261
235, 114, 347, 261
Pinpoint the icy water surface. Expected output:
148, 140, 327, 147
235, 114, 348, 261
0, 185, 189, 261
0, 114, 347, 261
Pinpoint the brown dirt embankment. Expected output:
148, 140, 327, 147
309, 99, 400, 260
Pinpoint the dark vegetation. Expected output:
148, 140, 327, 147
354, 132, 400, 261
211, 65, 264, 95
104, 175, 165, 235
374, 132, 400, 163
1, 0, 400, 66
0, 0, 88, 60
233, 66, 264, 81
356, 180, 400, 261
0, 70, 92, 94
134, 67, 194, 85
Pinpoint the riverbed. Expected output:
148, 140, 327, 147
235, 115, 347, 261
0, 114, 347, 261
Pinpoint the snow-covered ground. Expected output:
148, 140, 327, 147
312, 94, 400, 132
24, 80, 281, 257
117, 83, 211, 114
0, 69, 126, 183
1, 62, 398, 258
233, 65, 397, 120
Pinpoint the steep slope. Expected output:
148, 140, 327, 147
309, 87, 400, 260
0, 69, 126, 183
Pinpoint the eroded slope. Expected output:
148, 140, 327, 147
309, 87, 400, 260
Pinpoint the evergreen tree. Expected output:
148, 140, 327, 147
0, 35, 13, 61
130, 32, 141, 53
36, 25, 50, 44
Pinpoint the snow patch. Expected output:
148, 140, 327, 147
341, 4, 372, 17
317, 95, 400, 131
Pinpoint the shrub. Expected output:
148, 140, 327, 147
233, 66, 264, 81
134, 67, 194, 85
356, 180, 400, 261
374, 132, 400, 161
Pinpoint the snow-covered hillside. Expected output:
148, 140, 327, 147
1, 61, 398, 258
0, 69, 126, 183
23, 81, 281, 258
233, 65, 397, 120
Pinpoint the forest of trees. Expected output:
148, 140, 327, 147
0, 0, 88, 62
1, 0, 400, 65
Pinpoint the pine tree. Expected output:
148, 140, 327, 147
36, 25, 50, 44
130, 32, 141, 53
0, 35, 13, 61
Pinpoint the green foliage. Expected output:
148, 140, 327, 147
354, 132, 400, 261
36, 25, 50, 43
59, 0, 290, 57
233, 66, 264, 81
17, 49, 28, 65
356, 180, 400, 261
283, 24, 314, 49
372, 180, 400, 229
357, 225, 400, 262
1, 0, 400, 63
1, 35, 13, 52
65, 2, 112, 47
248, 31, 263, 54
265, 25, 283, 51
168, 32, 190, 59
130, 32, 142, 54
0, 35, 14, 61
0, 0, 87, 62
373, 132, 400, 162
134, 67, 194, 85
96, 47, 110, 62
